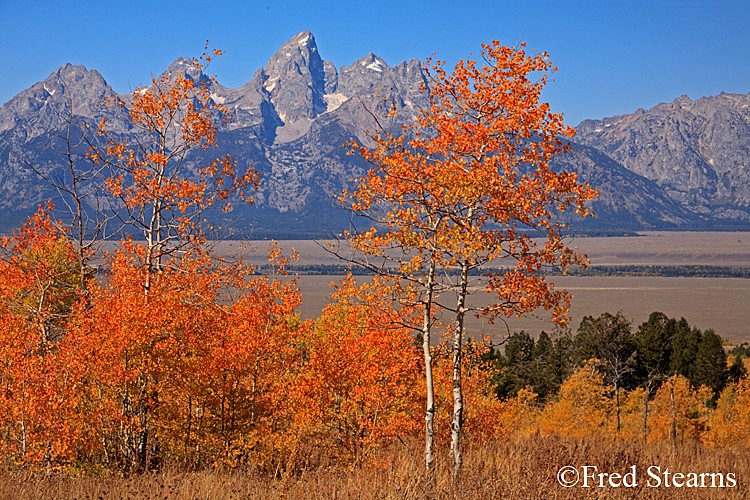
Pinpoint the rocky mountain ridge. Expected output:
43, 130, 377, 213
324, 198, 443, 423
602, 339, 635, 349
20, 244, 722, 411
575, 92, 750, 222
1, 31, 748, 236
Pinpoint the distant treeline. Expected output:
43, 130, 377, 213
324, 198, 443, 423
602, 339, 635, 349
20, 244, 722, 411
252, 263, 750, 278
557, 265, 750, 278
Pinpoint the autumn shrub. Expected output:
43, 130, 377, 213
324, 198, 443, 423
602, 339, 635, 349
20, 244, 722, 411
619, 386, 648, 441
536, 359, 614, 440
647, 375, 712, 444
704, 377, 750, 448
57, 241, 307, 473
289, 276, 423, 465
0, 204, 85, 467
498, 387, 540, 438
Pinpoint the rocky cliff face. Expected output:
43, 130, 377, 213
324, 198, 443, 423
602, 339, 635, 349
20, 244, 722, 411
0, 31, 748, 235
575, 93, 750, 222
550, 142, 702, 229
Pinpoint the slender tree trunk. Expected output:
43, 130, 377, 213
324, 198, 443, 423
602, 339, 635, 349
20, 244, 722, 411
20, 420, 27, 458
136, 416, 148, 473
451, 256, 470, 485
250, 355, 260, 426
135, 378, 151, 473
669, 376, 677, 443
185, 395, 192, 467
615, 379, 620, 434
423, 261, 436, 477
643, 390, 649, 443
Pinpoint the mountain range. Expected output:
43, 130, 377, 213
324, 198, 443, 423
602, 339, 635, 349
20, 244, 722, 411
1, 30, 749, 237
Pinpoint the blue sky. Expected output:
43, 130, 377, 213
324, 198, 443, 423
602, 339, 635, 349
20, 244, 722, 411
0, 0, 748, 126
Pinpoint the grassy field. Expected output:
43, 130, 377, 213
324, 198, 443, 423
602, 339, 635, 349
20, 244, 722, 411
3, 436, 746, 499
565, 231, 750, 267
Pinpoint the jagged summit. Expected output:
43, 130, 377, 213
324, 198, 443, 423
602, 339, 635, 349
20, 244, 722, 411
160, 57, 205, 82
0, 62, 117, 137
1, 33, 748, 233
205, 31, 418, 144
54, 63, 96, 81
360, 52, 388, 73
260, 30, 327, 124
123, 57, 216, 96
337, 53, 390, 97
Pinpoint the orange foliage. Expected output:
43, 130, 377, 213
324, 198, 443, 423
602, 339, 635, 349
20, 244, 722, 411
55, 241, 305, 472
292, 276, 421, 463
499, 387, 540, 438
0, 204, 83, 465
618, 386, 648, 441
704, 378, 750, 448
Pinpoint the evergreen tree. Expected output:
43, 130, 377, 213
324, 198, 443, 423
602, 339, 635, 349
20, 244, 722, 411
693, 329, 728, 396
574, 312, 637, 390
491, 331, 535, 398
543, 329, 575, 397
670, 319, 701, 380
533, 330, 553, 360
729, 342, 750, 359
489, 329, 573, 402
634, 311, 675, 383
531, 331, 557, 400
728, 355, 747, 385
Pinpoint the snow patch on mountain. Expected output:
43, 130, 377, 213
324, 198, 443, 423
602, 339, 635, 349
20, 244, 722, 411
323, 93, 348, 112
366, 60, 384, 72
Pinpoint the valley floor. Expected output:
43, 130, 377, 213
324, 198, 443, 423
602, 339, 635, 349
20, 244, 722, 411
296, 275, 750, 344
225, 231, 750, 343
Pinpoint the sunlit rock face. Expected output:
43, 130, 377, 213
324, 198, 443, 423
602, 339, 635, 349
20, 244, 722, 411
576, 92, 750, 221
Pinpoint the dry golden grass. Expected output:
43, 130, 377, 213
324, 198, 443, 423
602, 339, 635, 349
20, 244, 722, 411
1, 436, 747, 499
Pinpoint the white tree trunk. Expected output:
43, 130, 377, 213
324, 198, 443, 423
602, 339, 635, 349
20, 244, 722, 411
450, 256, 469, 484
423, 261, 436, 476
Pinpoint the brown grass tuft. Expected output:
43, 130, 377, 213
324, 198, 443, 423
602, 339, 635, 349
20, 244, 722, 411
1, 436, 746, 499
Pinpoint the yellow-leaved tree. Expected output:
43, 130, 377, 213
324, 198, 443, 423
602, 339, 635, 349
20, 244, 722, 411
537, 360, 613, 439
